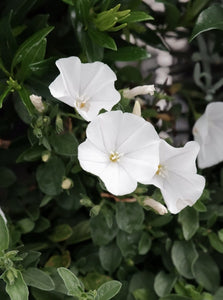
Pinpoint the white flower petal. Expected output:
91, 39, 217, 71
49, 57, 120, 121
78, 140, 109, 176
80, 62, 117, 96
55, 56, 81, 98
193, 102, 223, 168
100, 162, 137, 196
161, 172, 205, 214
49, 74, 74, 107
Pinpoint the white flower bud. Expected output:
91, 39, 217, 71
30, 94, 45, 113
61, 178, 73, 190
42, 151, 51, 162
132, 100, 141, 117
144, 197, 168, 215
123, 85, 155, 99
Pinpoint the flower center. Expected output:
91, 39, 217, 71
109, 151, 122, 163
156, 164, 167, 178
76, 95, 90, 112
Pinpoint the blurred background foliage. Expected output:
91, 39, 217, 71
0, 0, 223, 299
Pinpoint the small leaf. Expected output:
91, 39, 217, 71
208, 232, 223, 253
5, 270, 29, 300
36, 156, 65, 196
99, 242, 122, 273
138, 232, 152, 255
57, 267, 83, 297
192, 252, 220, 292
0, 214, 9, 251
50, 132, 78, 156
105, 46, 150, 61
0, 86, 11, 108
154, 271, 177, 297
0, 167, 17, 188
190, 4, 223, 41
96, 280, 122, 300
23, 268, 55, 291
49, 224, 73, 242
88, 28, 117, 50
17, 85, 35, 115
171, 241, 198, 279
121, 11, 154, 23
178, 207, 199, 240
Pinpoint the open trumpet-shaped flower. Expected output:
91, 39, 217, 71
78, 110, 160, 196
150, 140, 205, 214
193, 102, 223, 169
49, 56, 120, 121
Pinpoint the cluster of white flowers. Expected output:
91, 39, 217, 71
49, 56, 206, 214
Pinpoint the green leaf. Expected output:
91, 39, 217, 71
121, 11, 153, 23
192, 252, 220, 292
16, 145, 45, 162
190, 4, 223, 41
214, 287, 223, 300
23, 268, 55, 291
138, 232, 152, 255
50, 132, 78, 156
17, 218, 35, 234
36, 156, 65, 196
0, 215, 9, 251
99, 242, 122, 273
5, 270, 29, 300
67, 220, 91, 245
117, 230, 140, 257
133, 289, 154, 300
49, 224, 73, 242
57, 267, 83, 297
154, 271, 177, 297
208, 232, 223, 253
116, 202, 144, 233
17, 85, 35, 115
160, 296, 191, 300
171, 240, 198, 279
90, 213, 118, 246
0, 167, 17, 188
11, 26, 54, 72
105, 46, 150, 61
88, 28, 117, 50
0, 86, 11, 108
178, 207, 199, 240
96, 280, 122, 300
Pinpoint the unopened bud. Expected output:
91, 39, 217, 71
144, 197, 168, 215
56, 115, 64, 133
90, 205, 101, 217
42, 151, 51, 162
30, 94, 45, 113
80, 197, 93, 207
132, 100, 141, 117
61, 178, 73, 190
123, 85, 155, 99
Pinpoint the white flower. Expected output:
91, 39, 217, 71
132, 100, 141, 117
30, 94, 45, 113
193, 102, 223, 169
0, 207, 7, 223
143, 197, 168, 215
49, 56, 120, 121
78, 110, 160, 196
123, 85, 155, 99
150, 140, 205, 214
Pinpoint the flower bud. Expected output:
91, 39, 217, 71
143, 197, 168, 215
42, 151, 51, 162
90, 205, 101, 217
61, 178, 73, 190
30, 94, 45, 113
132, 100, 141, 117
123, 85, 155, 99
80, 197, 93, 207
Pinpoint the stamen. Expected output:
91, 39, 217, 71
109, 151, 122, 163
76, 95, 90, 112
156, 164, 167, 178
